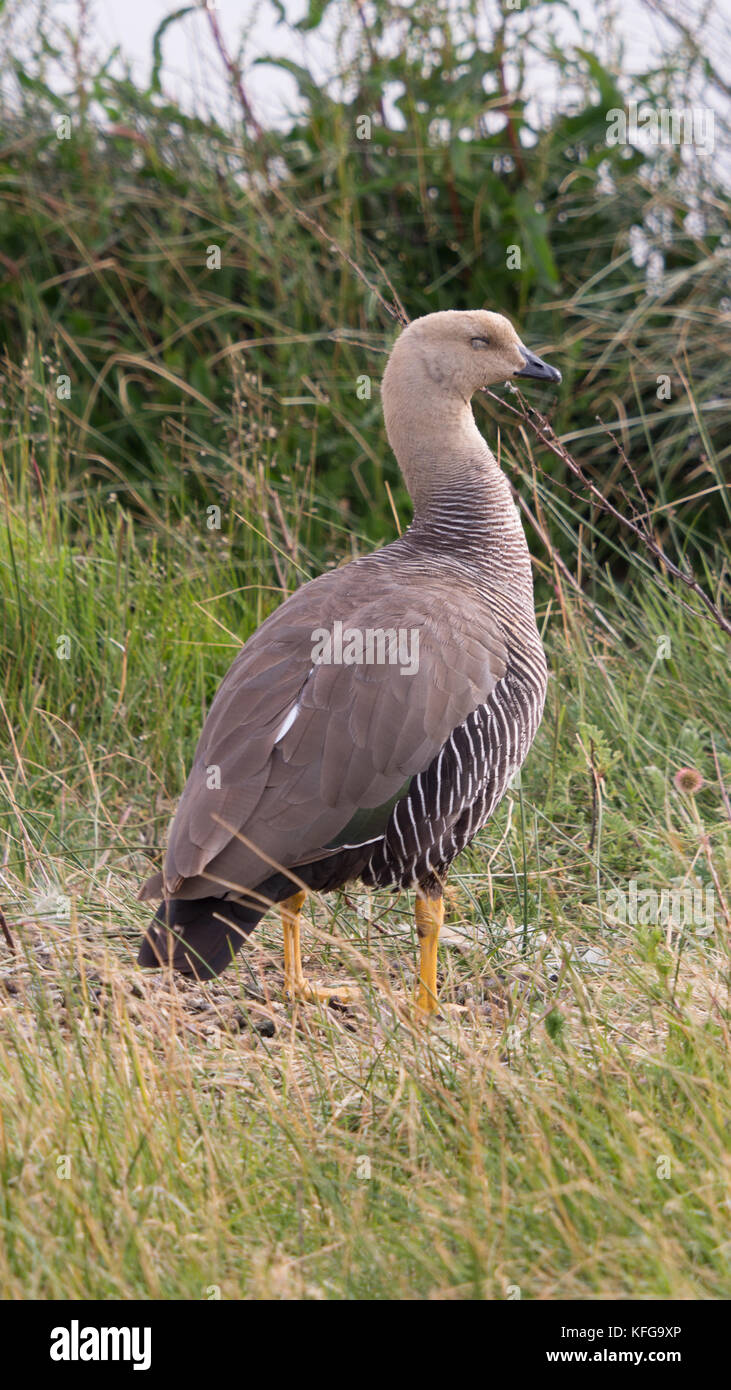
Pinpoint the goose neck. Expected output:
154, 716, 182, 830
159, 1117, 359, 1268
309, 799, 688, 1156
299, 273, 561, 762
387, 396, 533, 594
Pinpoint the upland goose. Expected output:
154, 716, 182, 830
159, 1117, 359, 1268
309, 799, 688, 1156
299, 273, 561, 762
138, 310, 560, 1011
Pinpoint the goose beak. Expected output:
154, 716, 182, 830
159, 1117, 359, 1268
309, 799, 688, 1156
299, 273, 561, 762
515, 346, 562, 384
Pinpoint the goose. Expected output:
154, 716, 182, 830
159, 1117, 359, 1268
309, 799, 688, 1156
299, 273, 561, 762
137, 310, 561, 1013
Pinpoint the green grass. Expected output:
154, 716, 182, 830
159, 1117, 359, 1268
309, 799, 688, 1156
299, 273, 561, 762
1, 392, 729, 1299
0, 0, 729, 1303
2, 0, 729, 558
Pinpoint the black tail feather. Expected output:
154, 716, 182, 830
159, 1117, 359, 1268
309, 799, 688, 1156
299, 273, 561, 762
137, 896, 264, 980
136, 858, 370, 982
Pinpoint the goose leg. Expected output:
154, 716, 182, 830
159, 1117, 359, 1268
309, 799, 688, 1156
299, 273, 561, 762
415, 889, 444, 1014
282, 890, 307, 994
281, 891, 356, 1004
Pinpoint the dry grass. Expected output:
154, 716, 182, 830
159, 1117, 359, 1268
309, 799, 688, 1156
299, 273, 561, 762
1, 487, 728, 1297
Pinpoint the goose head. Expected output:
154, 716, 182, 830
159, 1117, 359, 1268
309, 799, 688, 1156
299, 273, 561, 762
383, 309, 561, 405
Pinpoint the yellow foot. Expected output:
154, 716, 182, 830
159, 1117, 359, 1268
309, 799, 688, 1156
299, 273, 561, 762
286, 980, 359, 1006
281, 892, 357, 1006
411, 994, 469, 1024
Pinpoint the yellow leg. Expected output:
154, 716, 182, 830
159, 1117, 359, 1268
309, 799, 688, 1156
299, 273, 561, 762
415, 891, 444, 1014
282, 890, 307, 994
281, 891, 356, 1004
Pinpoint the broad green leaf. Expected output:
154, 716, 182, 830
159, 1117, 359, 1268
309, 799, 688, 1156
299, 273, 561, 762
295, 0, 334, 31
150, 7, 196, 95
514, 189, 560, 291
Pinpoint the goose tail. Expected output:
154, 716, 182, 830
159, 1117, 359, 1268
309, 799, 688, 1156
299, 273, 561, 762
137, 897, 263, 979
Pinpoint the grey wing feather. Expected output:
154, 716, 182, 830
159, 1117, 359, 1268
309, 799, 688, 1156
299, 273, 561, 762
139, 560, 507, 902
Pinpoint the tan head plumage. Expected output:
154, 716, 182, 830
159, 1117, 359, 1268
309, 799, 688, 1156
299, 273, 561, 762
382, 308, 560, 407
380, 309, 560, 509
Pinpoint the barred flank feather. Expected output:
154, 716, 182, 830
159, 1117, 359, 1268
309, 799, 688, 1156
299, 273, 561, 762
365, 655, 546, 889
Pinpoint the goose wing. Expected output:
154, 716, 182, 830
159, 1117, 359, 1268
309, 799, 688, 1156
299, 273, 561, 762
139, 559, 507, 902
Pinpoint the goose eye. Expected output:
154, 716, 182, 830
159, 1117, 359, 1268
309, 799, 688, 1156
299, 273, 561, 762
470, 337, 490, 350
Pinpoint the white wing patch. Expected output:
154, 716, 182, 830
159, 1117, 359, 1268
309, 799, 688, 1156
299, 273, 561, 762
273, 666, 315, 744
274, 703, 300, 743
